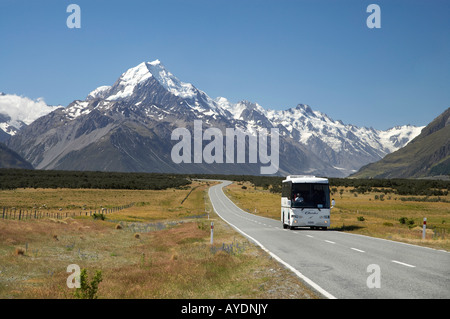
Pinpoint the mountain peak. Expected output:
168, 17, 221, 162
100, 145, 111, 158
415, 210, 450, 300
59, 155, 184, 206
295, 104, 314, 115
96, 60, 198, 101
148, 59, 161, 66
145, 60, 197, 99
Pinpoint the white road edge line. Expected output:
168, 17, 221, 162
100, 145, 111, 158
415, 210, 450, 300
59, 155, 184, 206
392, 260, 416, 268
209, 184, 337, 300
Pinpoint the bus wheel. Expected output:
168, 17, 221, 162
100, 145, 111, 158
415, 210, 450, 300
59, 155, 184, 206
321, 227, 328, 230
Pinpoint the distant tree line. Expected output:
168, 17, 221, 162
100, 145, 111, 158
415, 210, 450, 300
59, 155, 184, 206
0, 169, 448, 196
184, 174, 449, 197
328, 178, 449, 196
183, 174, 284, 192
0, 169, 191, 190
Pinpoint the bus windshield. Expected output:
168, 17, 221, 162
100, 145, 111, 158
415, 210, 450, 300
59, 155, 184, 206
291, 183, 330, 209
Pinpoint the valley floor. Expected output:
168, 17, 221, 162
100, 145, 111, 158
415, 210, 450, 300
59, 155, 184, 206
0, 181, 319, 299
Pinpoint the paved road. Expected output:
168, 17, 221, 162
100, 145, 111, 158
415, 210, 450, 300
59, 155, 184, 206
209, 180, 450, 299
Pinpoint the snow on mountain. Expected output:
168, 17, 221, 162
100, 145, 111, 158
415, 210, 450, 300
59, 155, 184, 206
217, 97, 424, 162
90, 60, 200, 102
0, 93, 62, 135
87, 86, 111, 100
267, 104, 369, 152
62, 100, 91, 120
106, 62, 153, 100
77, 60, 226, 122
215, 97, 265, 120
378, 125, 424, 153
146, 60, 198, 99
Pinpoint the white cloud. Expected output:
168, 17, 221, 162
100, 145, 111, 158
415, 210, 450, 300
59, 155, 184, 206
0, 94, 62, 130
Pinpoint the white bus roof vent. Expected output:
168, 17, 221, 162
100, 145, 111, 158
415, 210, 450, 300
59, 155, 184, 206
286, 175, 316, 180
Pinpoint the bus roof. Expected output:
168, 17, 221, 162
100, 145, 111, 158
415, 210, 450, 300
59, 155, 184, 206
282, 175, 329, 184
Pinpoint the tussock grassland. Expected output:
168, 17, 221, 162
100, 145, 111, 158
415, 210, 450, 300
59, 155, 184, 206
0, 181, 318, 299
225, 182, 450, 251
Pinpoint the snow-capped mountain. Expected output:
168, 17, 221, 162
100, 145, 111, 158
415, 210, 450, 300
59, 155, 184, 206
5, 60, 423, 176
219, 98, 423, 156
0, 92, 62, 138
215, 98, 423, 175
85, 60, 225, 116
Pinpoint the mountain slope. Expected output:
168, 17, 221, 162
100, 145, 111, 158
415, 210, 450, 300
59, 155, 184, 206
352, 108, 450, 178
0, 142, 33, 169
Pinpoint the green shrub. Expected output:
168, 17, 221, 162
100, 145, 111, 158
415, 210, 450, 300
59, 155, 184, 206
74, 269, 103, 299
357, 216, 365, 222
92, 213, 106, 220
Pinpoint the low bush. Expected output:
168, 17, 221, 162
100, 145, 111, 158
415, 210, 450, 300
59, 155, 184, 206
92, 213, 106, 221
73, 269, 103, 299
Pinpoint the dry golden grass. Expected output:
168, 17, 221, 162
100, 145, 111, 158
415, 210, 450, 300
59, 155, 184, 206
0, 181, 319, 299
225, 183, 450, 251
224, 182, 281, 219
0, 183, 208, 222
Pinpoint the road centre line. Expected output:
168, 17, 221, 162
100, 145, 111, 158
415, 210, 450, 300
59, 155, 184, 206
392, 260, 416, 268
350, 248, 365, 253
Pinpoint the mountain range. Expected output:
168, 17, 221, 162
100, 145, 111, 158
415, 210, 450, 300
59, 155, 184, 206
1, 60, 425, 177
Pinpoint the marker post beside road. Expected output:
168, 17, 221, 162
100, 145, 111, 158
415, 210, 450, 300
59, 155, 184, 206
422, 218, 427, 240
210, 222, 214, 245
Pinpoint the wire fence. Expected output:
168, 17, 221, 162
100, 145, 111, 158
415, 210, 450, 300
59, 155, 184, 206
0, 203, 135, 221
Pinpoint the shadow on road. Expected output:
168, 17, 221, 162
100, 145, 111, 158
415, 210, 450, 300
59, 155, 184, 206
289, 225, 365, 232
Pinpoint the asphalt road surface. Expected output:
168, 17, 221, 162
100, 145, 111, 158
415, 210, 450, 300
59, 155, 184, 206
208, 180, 450, 299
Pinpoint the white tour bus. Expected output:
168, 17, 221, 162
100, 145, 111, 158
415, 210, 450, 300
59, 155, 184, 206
281, 175, 334, 230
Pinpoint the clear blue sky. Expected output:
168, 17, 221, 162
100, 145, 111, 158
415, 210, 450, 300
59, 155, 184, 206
1, 0, 449, 130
